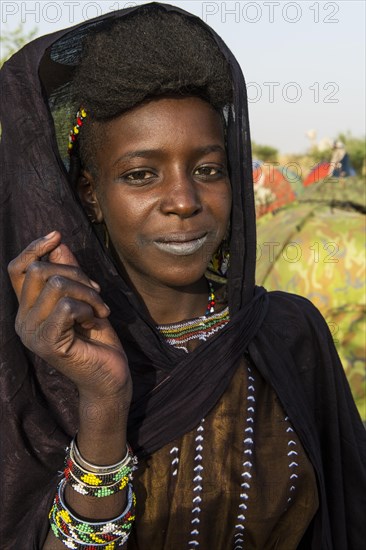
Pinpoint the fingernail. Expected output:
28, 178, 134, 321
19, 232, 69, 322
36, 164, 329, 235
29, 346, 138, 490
104, 302, 110, 312
89, 280, 100, 291
44, 231, 57, 239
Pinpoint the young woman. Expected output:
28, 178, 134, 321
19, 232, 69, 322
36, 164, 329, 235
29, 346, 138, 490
1, 4, 365, 549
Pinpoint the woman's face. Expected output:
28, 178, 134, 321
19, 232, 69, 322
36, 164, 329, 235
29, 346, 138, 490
83, 96, 231, 291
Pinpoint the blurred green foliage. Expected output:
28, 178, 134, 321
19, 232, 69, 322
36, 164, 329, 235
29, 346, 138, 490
252, 141, 279, 163
337, 132, 366, 175
0, 24, 38, 68
306, 133, 365, 176
307, 145, 333, 165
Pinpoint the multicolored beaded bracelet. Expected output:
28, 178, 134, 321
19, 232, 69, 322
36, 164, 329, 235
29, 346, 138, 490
49, 478, 136, 549
66, 469, 131, 498
65, 439, 138, 498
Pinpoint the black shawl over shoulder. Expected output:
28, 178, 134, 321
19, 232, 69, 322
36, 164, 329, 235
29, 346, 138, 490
0, 3, 365, 549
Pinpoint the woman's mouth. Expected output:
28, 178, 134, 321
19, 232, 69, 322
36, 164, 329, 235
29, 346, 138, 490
153, 234, 208, 256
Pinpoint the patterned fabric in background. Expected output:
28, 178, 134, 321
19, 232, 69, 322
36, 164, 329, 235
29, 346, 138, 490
256, 178, 366, 420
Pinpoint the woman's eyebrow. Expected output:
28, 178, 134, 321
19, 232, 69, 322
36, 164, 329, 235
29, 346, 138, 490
112, 150, 157, 166
112, 145, 226, 166
195, 145, 226, 156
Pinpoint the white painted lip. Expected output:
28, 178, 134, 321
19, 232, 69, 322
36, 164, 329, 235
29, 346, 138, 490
153, 235, 208, 256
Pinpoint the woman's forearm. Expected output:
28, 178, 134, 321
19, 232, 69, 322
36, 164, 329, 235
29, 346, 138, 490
43, 394, 130, 549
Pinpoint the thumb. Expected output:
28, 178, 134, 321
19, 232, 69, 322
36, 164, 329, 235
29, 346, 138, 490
49, 243, 80, 267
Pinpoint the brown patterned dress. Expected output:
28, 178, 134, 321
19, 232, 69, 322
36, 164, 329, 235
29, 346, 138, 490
128, 357, 318, 549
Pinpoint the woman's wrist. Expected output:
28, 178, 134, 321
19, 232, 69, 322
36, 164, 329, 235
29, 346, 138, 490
77, 393, 130, 464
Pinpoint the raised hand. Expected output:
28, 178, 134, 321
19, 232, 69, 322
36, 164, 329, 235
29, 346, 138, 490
8, 231, 132, 403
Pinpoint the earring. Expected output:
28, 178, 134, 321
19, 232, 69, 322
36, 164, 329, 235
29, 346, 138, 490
87, 213, 96, 224
207, 239, 230, 282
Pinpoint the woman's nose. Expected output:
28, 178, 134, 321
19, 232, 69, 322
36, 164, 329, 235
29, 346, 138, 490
160, 171, 202, 218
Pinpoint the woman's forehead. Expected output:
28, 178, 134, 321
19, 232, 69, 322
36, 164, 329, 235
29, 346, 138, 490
98, 96, 226, 157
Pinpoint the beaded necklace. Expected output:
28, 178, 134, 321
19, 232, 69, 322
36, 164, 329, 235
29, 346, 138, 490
157, 281, 230, 353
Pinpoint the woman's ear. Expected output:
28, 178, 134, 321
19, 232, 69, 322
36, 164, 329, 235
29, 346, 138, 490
76, 171, 104, 223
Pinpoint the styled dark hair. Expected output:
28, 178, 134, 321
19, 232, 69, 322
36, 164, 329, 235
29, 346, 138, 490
71, 6, 233, 173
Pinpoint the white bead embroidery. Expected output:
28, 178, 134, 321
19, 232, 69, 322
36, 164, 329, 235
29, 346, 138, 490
188, 418, 205, 549
169, 445, 180, 477
233, 366, 256, 549
284, 416, 299, 507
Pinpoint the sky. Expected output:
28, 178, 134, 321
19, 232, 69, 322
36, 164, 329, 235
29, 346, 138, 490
1, 0, 365, 153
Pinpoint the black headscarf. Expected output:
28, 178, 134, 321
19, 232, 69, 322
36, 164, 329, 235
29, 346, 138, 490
1, 3, 365, 549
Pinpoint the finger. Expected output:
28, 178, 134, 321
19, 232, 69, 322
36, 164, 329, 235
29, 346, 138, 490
49, 243, 79, 267
19, 261, 101, 316
49, 243, 100, 291
19, 275, 110, 331
8, 231, 61, 299
77, 317, 125, 349
19, 297, 96, 360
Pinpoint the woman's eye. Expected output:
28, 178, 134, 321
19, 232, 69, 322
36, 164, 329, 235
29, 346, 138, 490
124, 170, 155, 182
194, 166, 223, 178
